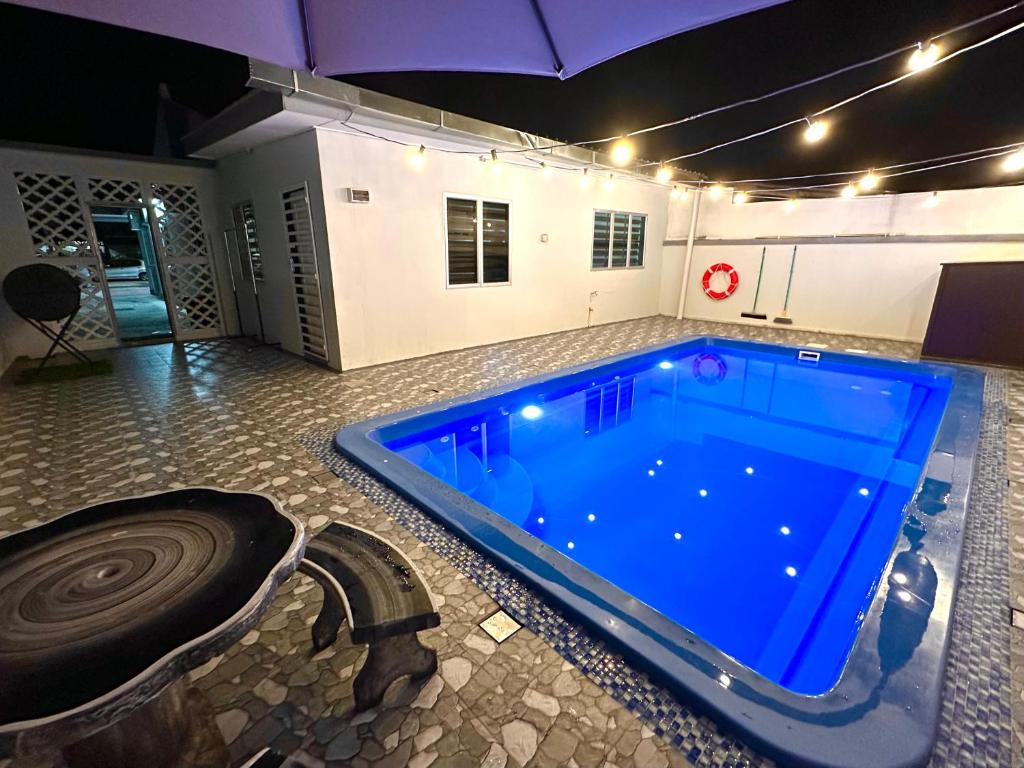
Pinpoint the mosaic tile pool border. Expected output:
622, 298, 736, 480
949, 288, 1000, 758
298, 369, 1012, 768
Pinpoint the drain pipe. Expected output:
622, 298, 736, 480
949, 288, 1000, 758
675, 188, 703, 320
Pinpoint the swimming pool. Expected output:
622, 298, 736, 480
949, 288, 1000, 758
336, 336, 984, 767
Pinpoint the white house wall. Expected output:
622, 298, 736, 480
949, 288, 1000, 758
214, 132, 342, 368
663, 186, 1024, 342
0, 145, 228, 374
312, 127, 670, 370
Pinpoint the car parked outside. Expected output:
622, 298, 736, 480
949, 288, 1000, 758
105, 259, 147, 281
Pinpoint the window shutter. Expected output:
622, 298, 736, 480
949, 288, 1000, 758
628, 215, 646, 267
482, 201, 509, 283
592, 211, 611, 268
231, 201, 264, 281
446, 197, 478, 285
611, 213, 629, 267
282, 185, 328, 364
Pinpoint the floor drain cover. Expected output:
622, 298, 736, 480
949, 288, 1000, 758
479, 610, 523, 643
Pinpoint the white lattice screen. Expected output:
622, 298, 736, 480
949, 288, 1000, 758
151, 182, 224, 337
87, 177, 144, 205
57, 262, 117, 342
15, 172, 92, 257
13, 172, 224, 347
13, 172, 116, 344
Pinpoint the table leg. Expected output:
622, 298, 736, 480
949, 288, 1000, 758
61, 681, 230, 768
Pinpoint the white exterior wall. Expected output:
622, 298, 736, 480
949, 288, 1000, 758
663, 186, 1024, 342
215, 132, 342, 368
313, 127, 670, 369
0, 146, 227, 374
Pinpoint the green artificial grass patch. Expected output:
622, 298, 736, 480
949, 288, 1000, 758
14, 359, 113, 385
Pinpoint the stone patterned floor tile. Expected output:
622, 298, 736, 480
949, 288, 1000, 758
0, 316, 1016, 768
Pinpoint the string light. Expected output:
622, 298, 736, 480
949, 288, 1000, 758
603, 174, 615, 192
717, 142, 1024, 195
840, 183, 858, 198
343, 8, 1024, 185
923, 191, 941, 208
908, 41, 941, 72
715, 141, 1024, 186
344, 100, 1021, 197
408, 144, 427, 170
610, 138, 635, 166
654, 17, 1024, 166
656, 165, 673, 184
732, 190, 749, 205
803, 118, 829, 144
343, 115, 1021, 199
481, 4, 1020, 165
1002, 148, 1024, 172
858, 171, 880, 191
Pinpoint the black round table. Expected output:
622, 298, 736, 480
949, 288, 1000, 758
0, 488, 305, 768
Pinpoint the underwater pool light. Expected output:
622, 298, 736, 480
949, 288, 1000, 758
520, 405, 543, 420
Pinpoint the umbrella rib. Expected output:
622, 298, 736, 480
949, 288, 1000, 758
529, 0, 564, 77
298, 0, 316, 74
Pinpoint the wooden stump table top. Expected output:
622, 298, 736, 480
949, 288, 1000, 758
0, 488, 305, 758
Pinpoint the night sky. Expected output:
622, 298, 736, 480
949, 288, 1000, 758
1, 0, 1022, 193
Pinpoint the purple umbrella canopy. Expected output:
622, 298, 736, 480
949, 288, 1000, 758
7, 0, 787, 78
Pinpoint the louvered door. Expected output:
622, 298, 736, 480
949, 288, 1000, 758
281, 184, 328, 365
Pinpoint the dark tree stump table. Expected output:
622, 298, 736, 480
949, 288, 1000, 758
0, 488, 304, 768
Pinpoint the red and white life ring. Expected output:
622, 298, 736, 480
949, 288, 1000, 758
701, 263, 739, 300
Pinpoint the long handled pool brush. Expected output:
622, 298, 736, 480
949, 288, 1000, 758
740, 246, 768, 320
774, 245, 797, 325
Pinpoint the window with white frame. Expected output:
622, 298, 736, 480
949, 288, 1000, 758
445, 195, 509, 286
592, 210, 646, 269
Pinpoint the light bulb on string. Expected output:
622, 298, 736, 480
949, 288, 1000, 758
656, 165, 673, 184
610, 138, 635, 166
489, 149, 502, 175
408, 144, 427, 170
840, 183, 858, 199
603, 174, 615, 192
540, 161, 552, 179
783, 199, 799, 213
669, 186, 683, 200
803, 118, 828, 144
1002, 148, 1024, 173
580, 168, 592, 189
708, 183, 725, 201
732, 190, 749, 205
908, 42, 941, 72
923, 191, 941, 208
858, 171, 879, 191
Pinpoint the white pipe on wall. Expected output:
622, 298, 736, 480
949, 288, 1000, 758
676, 189, 703, 320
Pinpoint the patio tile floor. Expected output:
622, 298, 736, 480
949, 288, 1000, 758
0, 316, 1018, 768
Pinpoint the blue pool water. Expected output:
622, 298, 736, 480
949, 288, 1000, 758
367, 343, 953, 696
